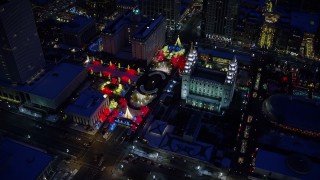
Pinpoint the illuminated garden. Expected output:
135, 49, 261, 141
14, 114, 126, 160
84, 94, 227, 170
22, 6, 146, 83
152, 36, 187, 73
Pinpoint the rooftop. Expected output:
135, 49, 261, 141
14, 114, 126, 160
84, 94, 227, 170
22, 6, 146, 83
65, 89, 105, 117
192, 67, 227, 84
29, 63, 85, 99
0, 63, 85, 99
0, 138, 52, 180
198, 48, 233, 60
197, 48, 251, 63
104, 10, 164, 40
148, 120, 167, 136
133, 15, 164, 40
255, 149, 320, 180
62, 16, 95, 33
264, 95, 320, 134
258, 130, 320, 159
159, 134, 214, 162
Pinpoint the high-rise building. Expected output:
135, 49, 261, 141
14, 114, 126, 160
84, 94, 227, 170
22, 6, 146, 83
0, 0, 45, 84
139, 0, 181, 29
258, 0, 280, 49
201, 0, 238, 41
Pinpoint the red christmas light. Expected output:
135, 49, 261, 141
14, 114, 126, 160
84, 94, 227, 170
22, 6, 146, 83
111, 78, 118, 84
102, 71, 112, 77
107, 116, 115, 123
100, 114, 106, 121
126, 69, 136, 76
119, 98, 127, 107
140, 106, 150, 116
109, 63, 116, 70
135, 116, 143, 125
111, 109, 119, 117
121, 76, 130, 83
102, 87, 112, 96
92, 60, 101, 66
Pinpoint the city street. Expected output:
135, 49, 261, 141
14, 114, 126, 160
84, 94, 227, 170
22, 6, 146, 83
0, 110, 90, 157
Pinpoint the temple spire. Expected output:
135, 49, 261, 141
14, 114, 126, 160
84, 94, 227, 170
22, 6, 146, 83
175, 35, 182, 47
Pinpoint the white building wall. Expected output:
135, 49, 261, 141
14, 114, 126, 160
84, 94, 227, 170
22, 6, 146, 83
70, 97, 109, 127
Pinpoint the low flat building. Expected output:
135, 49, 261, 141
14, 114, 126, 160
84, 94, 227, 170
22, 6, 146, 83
62, 16, 96, 47
0, 63, 87, 110
254, 149, 320, 180
65, 89, 109, 128
0, 138, 54, 180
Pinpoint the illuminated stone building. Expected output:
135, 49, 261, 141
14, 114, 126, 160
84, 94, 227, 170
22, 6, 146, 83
258, 1, 280, 49
181, 45, 238, 112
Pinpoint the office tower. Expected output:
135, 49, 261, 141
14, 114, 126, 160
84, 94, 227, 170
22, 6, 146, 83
258, 0, 279, 49
201, 0, 238, 41
139, 0, 181, 29
0, 0, 45, 84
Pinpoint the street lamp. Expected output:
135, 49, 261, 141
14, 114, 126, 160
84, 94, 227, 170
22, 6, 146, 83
66, 149, 69, 153
196, 166, 200, 170
132, 146, 135, 150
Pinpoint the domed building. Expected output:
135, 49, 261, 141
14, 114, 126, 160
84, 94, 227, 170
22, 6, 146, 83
263, 94, 320, 137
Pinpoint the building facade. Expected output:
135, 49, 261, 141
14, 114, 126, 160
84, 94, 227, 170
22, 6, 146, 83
102, 10, 166, 65
65, 89, 109, 128
0, 0, 46, 84
201, 0, 238, 42
139, 0, 181, 29
117, 0, 138, 13
181, 45, 237, 112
